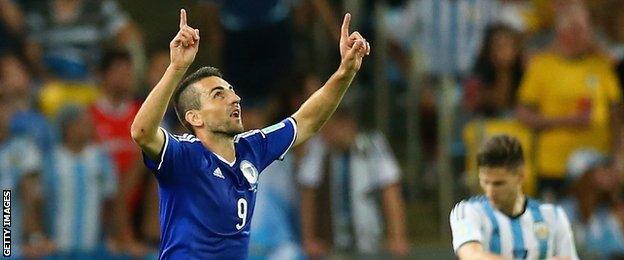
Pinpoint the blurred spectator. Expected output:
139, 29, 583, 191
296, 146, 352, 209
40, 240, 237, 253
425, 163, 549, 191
0, 100, 55, 258
0, 54, 55, 154
516, 3, 622, 200
464, 24, 524, 118
21, 0, 144, 81
561, 149, 624, 259
88, 49, 148, 256
42, 105, 119, 258
0, 0, 24, 54
298, 108, 409, 258
389, 0, 500, 77
200, 0, 296, 107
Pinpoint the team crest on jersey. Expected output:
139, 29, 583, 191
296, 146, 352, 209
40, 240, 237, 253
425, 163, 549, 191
534, 222, 549, 240
240, 160, 259, 191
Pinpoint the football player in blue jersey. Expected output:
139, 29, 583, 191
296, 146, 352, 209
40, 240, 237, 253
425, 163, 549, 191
130, 9, 370, 259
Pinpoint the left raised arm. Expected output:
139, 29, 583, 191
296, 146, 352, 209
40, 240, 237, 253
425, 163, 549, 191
291, 13, 370, 146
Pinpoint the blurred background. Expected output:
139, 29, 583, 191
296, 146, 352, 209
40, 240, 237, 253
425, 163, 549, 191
2, 0, 624, 259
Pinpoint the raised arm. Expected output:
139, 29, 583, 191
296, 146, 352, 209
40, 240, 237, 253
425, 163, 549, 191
130, 9, 199, 159
291, 13, 370, 146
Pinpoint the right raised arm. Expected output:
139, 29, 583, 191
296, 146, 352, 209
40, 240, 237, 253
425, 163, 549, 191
131, 9, 200, 159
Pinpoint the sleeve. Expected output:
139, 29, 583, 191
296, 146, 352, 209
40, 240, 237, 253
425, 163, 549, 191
450, 201, 484, 253
142, 127, 184, 175
297, 137, 326, 188
517, 56, 544, 106
553, 206, 580, 260
98, 150, 118, 199
242, 117, 297, 170
369, 132, 401, 187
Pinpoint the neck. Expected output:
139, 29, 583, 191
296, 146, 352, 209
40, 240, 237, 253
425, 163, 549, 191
500, 191, 525, 216
556, 40, 587, 59
197, 130, 236, 163
65, 140, 86, 154
104, 90, 127, 107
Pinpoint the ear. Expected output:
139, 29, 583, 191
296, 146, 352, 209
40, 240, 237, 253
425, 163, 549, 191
185, 110, 203, 128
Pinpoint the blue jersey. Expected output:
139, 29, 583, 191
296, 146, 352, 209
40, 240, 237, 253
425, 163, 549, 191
143, 117, 297, 259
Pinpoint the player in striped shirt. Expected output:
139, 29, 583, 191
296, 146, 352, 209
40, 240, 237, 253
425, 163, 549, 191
450, 135, 578, 259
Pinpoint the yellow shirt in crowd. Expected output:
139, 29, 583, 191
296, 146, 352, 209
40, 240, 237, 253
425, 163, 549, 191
39, 81, 100, 119
518, 51, 621, 178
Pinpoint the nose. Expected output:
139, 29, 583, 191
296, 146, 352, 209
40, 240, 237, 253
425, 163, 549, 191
230, 90, 241, 105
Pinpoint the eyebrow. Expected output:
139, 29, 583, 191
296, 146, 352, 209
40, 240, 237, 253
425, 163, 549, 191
209, 85, 234, 95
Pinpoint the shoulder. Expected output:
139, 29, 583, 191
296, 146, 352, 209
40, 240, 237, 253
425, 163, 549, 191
451, 196, 487, 216
234, 129, 265, 144
529, 199, 568, 221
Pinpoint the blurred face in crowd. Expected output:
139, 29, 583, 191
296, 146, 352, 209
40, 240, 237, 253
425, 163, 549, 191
191, 76, 244, 136
556, 4, 592, 55
64, 112, 94, 147
321, 113, 358, 152
0, 56, 31, 97
479, 166, 524, 211
590, 165, 619, 193
490, 30, 518, 69
103, 58, 134, 98
0, 101, 13, 140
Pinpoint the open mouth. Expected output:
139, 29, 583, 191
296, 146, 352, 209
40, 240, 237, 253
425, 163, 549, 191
230, 109, 241, 119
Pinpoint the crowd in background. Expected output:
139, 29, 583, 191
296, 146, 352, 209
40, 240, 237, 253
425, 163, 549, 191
2, 0, 624, 259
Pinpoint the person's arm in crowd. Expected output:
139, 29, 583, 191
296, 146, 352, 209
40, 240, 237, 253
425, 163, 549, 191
309, 0, 340, 42
199, 1, 223, 68
516, 104, 590, 130
117, 159, 149, 256
456, 242, 506, 260
131, 9, 200, 159
300, 186, 328, 258
0, 0, 23, 33
291, 13, 370, 146
381, 183, 410, 257
21, 172, 56, 258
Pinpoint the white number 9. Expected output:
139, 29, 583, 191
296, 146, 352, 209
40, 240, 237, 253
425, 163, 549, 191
236, 198, 247, 230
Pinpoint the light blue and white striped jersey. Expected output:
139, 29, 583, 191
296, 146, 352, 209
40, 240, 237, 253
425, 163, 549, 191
388, 0, 499, 75
450, 196, 579, 259
42, 145, 117, 253
0, 137, 41, 257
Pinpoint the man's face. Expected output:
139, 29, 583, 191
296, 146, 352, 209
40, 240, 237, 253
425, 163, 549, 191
103, 59, 134, 96
479, 166, 523, 210
194, 76, 244, 136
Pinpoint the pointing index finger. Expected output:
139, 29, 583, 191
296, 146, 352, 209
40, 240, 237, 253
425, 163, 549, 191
341, 13, 351, 41
179, 9, 187, 29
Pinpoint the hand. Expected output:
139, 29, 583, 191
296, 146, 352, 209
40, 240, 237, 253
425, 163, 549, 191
303, 238, 328, 258
338, 13, 370, 75
386, 237, 410, 257
22, 237, 56, 258
170, 9, 200, 70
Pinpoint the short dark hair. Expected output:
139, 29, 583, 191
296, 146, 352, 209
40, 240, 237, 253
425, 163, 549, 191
99, 49, 131, 72
477, 135, 524, 171
173, 66, 223, 133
